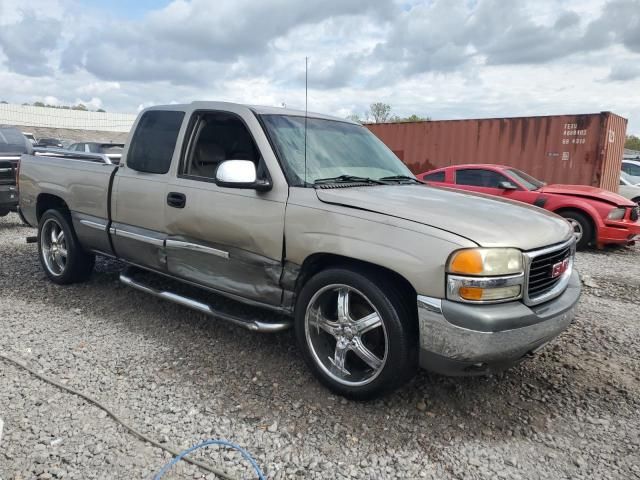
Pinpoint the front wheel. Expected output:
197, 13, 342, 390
295, 268, 417, 400
38, 209, 95, 284
559, 211, 593, 250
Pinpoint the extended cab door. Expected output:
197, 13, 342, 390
111, 109, 185, 271
163, 107, 288, 306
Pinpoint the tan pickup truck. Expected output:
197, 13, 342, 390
19, 102, 581, 398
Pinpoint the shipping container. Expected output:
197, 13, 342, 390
366, 112, 627, 193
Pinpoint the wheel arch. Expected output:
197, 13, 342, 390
36, 193, 71, 222
294, 253, 417, 303
552, 206, 597, 241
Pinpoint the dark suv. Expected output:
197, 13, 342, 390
35, 137, 64, 148
0, 127, 31, 216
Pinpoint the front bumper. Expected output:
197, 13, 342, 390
598, 221, 640, 246
0, 184, 18, 211
417, 269, 581, 375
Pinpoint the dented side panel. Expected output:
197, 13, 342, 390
164, 177, 287, 306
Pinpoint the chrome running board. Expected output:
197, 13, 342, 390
120, 270, 291, 333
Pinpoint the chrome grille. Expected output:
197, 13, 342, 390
524, 239, 575, 306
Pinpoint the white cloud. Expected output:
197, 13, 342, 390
77, 81, 121, 95
0, 0, 638, 134
74, 97, 103, 110
42, 96, 63, 105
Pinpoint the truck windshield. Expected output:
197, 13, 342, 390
261, 115, 413, 186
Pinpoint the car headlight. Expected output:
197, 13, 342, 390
448, 248, 523, 276
446, 248, 524, 303
607, 207, 626, 220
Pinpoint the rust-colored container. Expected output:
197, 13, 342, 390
367, 112, 627, 192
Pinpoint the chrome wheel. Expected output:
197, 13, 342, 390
304, 284, 388, 387
41, 218, 68, 276
567, 218, 583, 242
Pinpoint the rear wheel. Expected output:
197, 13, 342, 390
0, 209, 9, 217
295, 267, 417, 400
38, 209, 95, 284
558, 211, 593, 250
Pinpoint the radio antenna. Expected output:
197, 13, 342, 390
304, 56, 308, 186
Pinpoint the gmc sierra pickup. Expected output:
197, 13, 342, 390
19, 102, 581, 398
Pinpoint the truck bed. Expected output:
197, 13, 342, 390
19, 153, 118, 254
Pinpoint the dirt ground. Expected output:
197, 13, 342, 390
1, 212, 639, 479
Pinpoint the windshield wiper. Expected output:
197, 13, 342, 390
313, 175, 386, 185
378, 175, 422, 183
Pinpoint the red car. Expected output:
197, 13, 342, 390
420, 164, 640, 250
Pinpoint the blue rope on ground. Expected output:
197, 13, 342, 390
154, 439, 266, 480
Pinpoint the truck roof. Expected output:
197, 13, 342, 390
144, 101, 357, 124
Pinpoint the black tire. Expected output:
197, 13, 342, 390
0, 209, 9, 217
632, 197, 640, 207
38, 209, 95, 284
295, 267, 417, 400
559, 210, 593, 250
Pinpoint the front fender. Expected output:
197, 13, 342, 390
285, 190, 474, 299
548, 198, 606, 230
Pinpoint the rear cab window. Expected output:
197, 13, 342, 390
127, 110, 185, 174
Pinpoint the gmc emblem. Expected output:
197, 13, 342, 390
551, 258, 570, 278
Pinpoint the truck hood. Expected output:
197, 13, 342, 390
539, 184, 634, 207
315, 184, 572, 251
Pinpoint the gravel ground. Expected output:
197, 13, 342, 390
1, 211, 639, 480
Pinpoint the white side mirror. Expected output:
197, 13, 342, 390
216, 160, 257, 185
215, 159, 271, 191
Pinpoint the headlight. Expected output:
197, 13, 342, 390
447, 248, 524, 303
448, 248, 523, 276
607, 207, 626, 220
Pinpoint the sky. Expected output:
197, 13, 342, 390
0, 0, 639, 134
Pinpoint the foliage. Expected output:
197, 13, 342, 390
345, 113, 362, 123
389, 113, 431, 123
13, 101, 105, 112
369, 102, 392, 123
346, 103, 429, 124
626, 135, 640, 151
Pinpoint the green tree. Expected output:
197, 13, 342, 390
401, 114, 430, 122
369, 102, 392, 123
389, 113, 431, 123
626, 135, 640, 151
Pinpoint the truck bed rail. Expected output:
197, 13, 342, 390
33, 147, 115, 164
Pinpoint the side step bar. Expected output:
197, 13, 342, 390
120, 271, 291, 333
